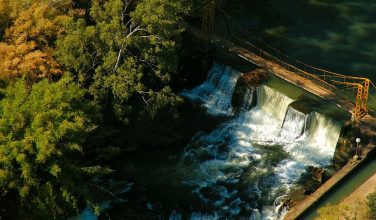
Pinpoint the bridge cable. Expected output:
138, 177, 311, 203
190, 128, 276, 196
215, 5, 376, 117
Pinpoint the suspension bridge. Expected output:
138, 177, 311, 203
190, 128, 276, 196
201, 0, 376, 126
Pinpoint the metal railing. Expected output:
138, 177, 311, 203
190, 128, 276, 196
214, 6, 376, 118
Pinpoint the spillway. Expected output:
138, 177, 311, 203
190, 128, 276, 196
175, 63, 342, 219
181, 63, 242, 115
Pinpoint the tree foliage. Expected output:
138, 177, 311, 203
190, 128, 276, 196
0, 0, 193, 218
0, 77, 102, 218
316, 200, 370, 220
368, 191, 376, 219
57, 0, 186, 121
0, 2, 71, 80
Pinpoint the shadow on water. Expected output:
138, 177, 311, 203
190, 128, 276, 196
220, 0, 376, 112
223, 0, 376, 81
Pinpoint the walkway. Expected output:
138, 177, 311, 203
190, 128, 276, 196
342, 172, 376, 206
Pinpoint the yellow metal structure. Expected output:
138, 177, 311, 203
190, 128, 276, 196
202, 0, 215, 36
331, 80, 369, 122
212, 7, 376, 122
363, 79, 370, 111
355, 84, 364, 121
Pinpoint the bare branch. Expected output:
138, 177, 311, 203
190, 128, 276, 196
126, 26, 146, 38
113, 48, 124, 72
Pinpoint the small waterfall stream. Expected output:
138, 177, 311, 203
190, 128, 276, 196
181, 63, 242, 115
241, 87, 256, 110
176, 63, 342, 220
257, 85, 294, 123
280, 107, 307, 140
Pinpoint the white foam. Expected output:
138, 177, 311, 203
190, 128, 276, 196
179, 66, 341, 219
181, 63, 241, 115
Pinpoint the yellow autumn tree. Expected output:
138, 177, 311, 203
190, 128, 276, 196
0, 2, 70, 80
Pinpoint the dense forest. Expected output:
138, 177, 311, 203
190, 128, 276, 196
0, 0, 210, 218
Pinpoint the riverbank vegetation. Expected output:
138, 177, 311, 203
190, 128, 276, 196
315, 200, 370, 220
0, 0, 209, 218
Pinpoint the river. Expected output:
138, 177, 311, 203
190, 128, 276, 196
99, 63, 342, 220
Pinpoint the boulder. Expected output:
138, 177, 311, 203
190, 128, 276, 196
232, 68, 269, 110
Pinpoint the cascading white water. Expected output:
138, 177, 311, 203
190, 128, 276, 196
257, 86, 294, 123
281, 112, 342, 166
241, 87, 255, 110
306, 112, 341, 151
181, 63, 242, 115
174, 64, 342, 220
280, 107, 307, 141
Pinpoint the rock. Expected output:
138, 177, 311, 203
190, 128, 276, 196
276, 198, 295, 216
240, 69, 269, 87
232, 68, 268, 110
312, 167, 324, 183
299, 166, 327, 195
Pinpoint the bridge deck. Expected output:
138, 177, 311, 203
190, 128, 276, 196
208, 35, 352, 112
199, 30, 376, 136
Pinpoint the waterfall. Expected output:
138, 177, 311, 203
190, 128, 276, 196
181, 63, 242, 115
280, 106, 307, 140
257, 85, 294, 123
180, 64, 342, 220
241, 87, 256, 110
282, 111, 342, 171
305, 112, 342, 153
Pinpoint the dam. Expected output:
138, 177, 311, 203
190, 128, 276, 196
176, 62, 343, 219
183, 16, 376, 218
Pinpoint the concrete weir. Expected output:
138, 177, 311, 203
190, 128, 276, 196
187, 27, 376, 219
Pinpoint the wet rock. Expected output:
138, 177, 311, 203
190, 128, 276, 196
199, 186, 227, 202
240, 69, 270, 87
298, 166, 328, 195
277, 198, 294, 214
311, 167, 325, 183
232, 68, 268, 110
217, 141, 229, 153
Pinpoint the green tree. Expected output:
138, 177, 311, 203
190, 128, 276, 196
57, 0, 187, 122
316, 200, 370, 220
368, 191, 376, 218
0, 77, 105, 218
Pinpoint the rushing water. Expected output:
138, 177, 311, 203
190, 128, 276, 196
176, 63, 341, 219
181, 64, 242, 115
77, 63, 342, 220
241, 87, 256, 111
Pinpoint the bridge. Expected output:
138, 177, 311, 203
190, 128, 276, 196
200, 0, 376, 126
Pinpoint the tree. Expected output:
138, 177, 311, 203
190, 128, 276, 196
0, 2, 71, 80
316, 200, 370, 220
57, 0, 187, 122
368, 191, 376, 218
0, 77, 105, 218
